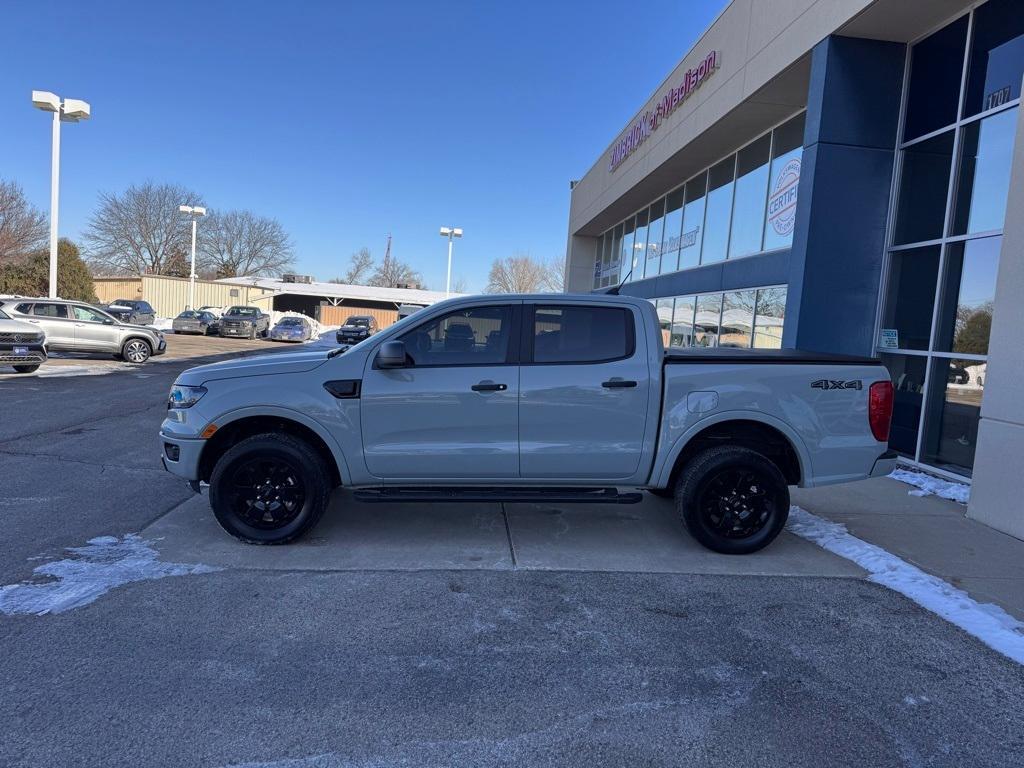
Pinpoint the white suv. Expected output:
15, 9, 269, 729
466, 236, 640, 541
0, 307, 47, 373
1, 298, 166, 364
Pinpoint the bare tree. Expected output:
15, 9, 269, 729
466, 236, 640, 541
369, 249, 422, 288
486, 254, 562, 293
332, 247, 374, 284
200, 209, 294, 278
0, 180, 48, 266
451, 276, 468, 294
84, 182, 204, 275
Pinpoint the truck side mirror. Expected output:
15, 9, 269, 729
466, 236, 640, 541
375, 340, 407, 369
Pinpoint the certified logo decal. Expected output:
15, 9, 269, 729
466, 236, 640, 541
767, 157, 800, 236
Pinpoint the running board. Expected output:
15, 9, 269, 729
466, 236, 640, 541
353, 486, 643, 505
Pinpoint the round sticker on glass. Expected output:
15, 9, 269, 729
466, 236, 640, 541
767, 158, 801, 236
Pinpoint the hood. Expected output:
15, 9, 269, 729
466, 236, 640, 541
339, 324, 369, 332
177, 349, 329, 385
0, 317, 43, 335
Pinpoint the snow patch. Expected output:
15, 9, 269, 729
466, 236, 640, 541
787, 507, 1024, 665
889, 468, 970, 504
0, 534, 219, 616
152, 316, 174, 331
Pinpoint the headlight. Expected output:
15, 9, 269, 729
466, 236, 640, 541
168, 384, 207, 409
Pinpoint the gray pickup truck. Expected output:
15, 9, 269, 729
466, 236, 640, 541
160, 294, 895, 554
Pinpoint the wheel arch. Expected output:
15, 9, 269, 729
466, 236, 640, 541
198, 407, 348, 488
655, 412, 809, 491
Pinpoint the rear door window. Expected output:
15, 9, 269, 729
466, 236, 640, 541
33, 303, 69, 318
530, 305, 634, 363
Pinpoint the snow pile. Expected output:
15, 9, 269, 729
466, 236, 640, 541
152, 317, 174, 331
0, 535, 219, 616
787, 507, 1024, 665
889, 467, 970, 504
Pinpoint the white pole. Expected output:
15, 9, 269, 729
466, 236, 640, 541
48, 110, 61, 299
189, 217, 197, 310
445, 235, 453, 298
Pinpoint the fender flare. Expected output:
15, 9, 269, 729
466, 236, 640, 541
652, 409, 813, 489
209, 405, 352, 486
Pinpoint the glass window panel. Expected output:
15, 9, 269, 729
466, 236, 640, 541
701, 159, 735, 264
935, 236, 1000, 355
880, 245, 940, 351
951, 106, 1018, 235
903, 15, 969, 141
610, 224, 623, 284
729, 135, 771, 258
532, 306, 632, 364
720, 290, 756, 348
921, 358, 985, 475
679, 173, 707, 270
619, 218, 635, 283
646, 199, 665, 278
694, 293, 723, 347
893, 130, 954, 245
632, 208, 648, 281
592, 234, 604, 289
670, 296, 696, 348
753, 287, 787, 349
660, 189, 684, 274
399, 305, 512, 366
655, 298, 673, 348
881, 353, 928, 457
763, 114, 805, 252
963, 0, 1024, 118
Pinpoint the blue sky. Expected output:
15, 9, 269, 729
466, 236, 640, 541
2, 0, 725, 292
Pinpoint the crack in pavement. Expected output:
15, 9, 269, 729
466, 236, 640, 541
0, 447, 170, 475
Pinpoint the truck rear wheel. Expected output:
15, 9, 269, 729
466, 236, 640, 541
209, 432, 332, 544
675, 446, 789, 555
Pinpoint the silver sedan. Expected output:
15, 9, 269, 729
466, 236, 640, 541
172, 310, 219, 335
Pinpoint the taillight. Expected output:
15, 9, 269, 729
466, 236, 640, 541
869, 380, 894, 443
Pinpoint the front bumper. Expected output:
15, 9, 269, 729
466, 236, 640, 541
0, 342, 47, 366
156, 337, 167, 355
336, 333, 369, 344
220, 324, 253, 337
159, 431, 205, 482
869, 450, 898, 478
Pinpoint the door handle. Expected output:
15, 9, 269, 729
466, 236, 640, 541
471, 382, 507, 392
602, 379, 637, 388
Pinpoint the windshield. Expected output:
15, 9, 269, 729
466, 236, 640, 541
177, 311, 198, 319
226, 307, 258, 316
278, 317, 303, 325
346, 317, 371, 327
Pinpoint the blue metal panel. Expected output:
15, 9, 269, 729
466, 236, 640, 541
616, 248, 790, 299
784, 35, 906, 356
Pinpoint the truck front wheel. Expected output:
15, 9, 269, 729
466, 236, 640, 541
675, 446, 789, 555
209, 432, 332, 544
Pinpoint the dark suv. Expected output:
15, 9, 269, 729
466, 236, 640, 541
103, 299, 156, 325
219, 306, 270, 339
336, 315, 378, 344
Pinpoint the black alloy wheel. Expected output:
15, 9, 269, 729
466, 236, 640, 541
675, 446, 789, 554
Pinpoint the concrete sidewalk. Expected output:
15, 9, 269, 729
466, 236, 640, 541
792, 475, 1024, 620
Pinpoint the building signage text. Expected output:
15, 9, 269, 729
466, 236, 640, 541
609, 50, 721, 173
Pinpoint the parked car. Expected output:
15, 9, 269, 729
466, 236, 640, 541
172, 310, 219, 335
197, 305, 224, 317
0, 307, 47, 373
335, 315, 378, 345
218, 306, 270, 339
161, 294, 896, 553
102, 299, 156, 326
269, 315, 313, 342
1, 297, 166, 363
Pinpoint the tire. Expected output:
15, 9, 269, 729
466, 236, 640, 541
13, 364, 40, 374
260, 327, 269, 339
675, 446, 789, 555
208, 432, 333, 544
121, 338, 152, 364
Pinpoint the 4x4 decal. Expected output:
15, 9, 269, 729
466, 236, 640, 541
811, 379, 863, 391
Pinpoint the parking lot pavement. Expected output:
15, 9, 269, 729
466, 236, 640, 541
2, 345, 1024, 767
147, 490, 863, 578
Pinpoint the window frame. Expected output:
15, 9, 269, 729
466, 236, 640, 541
388, 302, 522, 369
520, 303, 637, 366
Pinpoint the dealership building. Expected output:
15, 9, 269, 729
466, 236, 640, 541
565, 0, 1024, 540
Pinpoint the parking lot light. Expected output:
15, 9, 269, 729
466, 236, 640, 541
179, 205, 207, 310
32, 90, 91, 299
439, 226, 463, 298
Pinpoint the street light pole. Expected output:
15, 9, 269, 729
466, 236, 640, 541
439, 226, 463, 298
32, 91, 90, 299
178, 205, 207, 310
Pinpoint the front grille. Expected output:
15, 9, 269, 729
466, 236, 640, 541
0, 332, 43, 344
